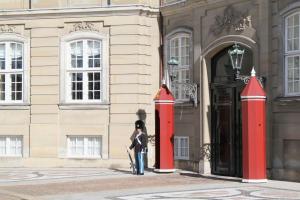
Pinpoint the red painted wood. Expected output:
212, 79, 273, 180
241, 76, 267, 181
154, 84, 175, 170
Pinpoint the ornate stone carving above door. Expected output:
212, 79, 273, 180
210, 5, 253, 36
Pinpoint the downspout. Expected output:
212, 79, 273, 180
29, 0, 31, 9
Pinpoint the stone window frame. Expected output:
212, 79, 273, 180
165, 28, 193, 102
280, 2, 300, 97
284, 12, 300, 96
174, 136, 189, 160
60, 31, 109, 106
0, 34, 30, 105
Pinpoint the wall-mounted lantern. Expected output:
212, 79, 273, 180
228, 42, 265, 85
167, 57, 198, 107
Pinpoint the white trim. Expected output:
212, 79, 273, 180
60, 31, 109, 104
241, 96, 266, 99
174, 136, 189, 160
154, 168, 176, 173
154, 100, 175, 103
242, 179, 268, 183
0, 34, 30, 104
241, 99, 265, 102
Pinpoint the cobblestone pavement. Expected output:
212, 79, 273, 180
115, 186, 300, 200
0, 168, 299, 200
0, 168, 134, 185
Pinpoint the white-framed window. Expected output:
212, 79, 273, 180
67, 136, 102, 158
166, 30, 192, 101
0, 41, 25, 103
174, 136, 189, 160
0, 136, 23, 157
285, 12, 300, 95
60, 32, 109, 104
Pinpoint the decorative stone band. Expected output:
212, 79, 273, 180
241, 96, 266, 101
154, 100, 175, 104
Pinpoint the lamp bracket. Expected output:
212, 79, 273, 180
174, 82, 198, 107
236, 74, 265, 87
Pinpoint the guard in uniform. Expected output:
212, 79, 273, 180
129, 120, 147, 175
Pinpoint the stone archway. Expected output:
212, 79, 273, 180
200, 37, 257, 175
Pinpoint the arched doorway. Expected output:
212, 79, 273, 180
210, 45, 253, 177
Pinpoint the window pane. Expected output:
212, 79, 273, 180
70, 41, 83, 68
295, 81, 300, 92
0, 44, 5, 70
0, 137, 5, 155
288, 39, 293, 51
295, 68, 300, 80
94, 91, 100, 99
88, 40, 101, 68
94, 82, 100, 90
87, 137, 101, 156
88, 72, 101, 100
11, 74, 22, 101
88, 82, 93, 90
94, 59, 100, 68
288, 27, 293, 40
288, 69, 293, 81
288, 82, 293, 93
11, 43, 23, 70
0, 74, 5, 100
294, 14, 299, 27
71, 73, 83, 100
174, 138, 178, 157
294, 39, 299, 50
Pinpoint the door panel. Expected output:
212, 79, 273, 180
212, 86, 234, 175
210, 45, 252, 177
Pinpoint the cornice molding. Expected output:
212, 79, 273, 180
0, 5, 159, 18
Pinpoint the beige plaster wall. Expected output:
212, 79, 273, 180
0, 6, 159, 168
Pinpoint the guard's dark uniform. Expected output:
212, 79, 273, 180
130, 120, 147, 175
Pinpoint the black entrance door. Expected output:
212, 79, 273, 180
210, 46, 252, 177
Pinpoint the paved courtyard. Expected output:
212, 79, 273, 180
0, 168, 299, 200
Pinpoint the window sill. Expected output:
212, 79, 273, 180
0, 103, 30, 110
275, 96, 300, 103
66, 157, 102, 160
0, 156, 23, 158
59, 103, 110, 110
174, 101, 195, 107
175, 157, 189, 160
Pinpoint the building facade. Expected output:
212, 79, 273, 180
161, 0, 300, 182
0, 0, 160, 168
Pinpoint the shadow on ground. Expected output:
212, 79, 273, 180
179, 172, 241, 183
